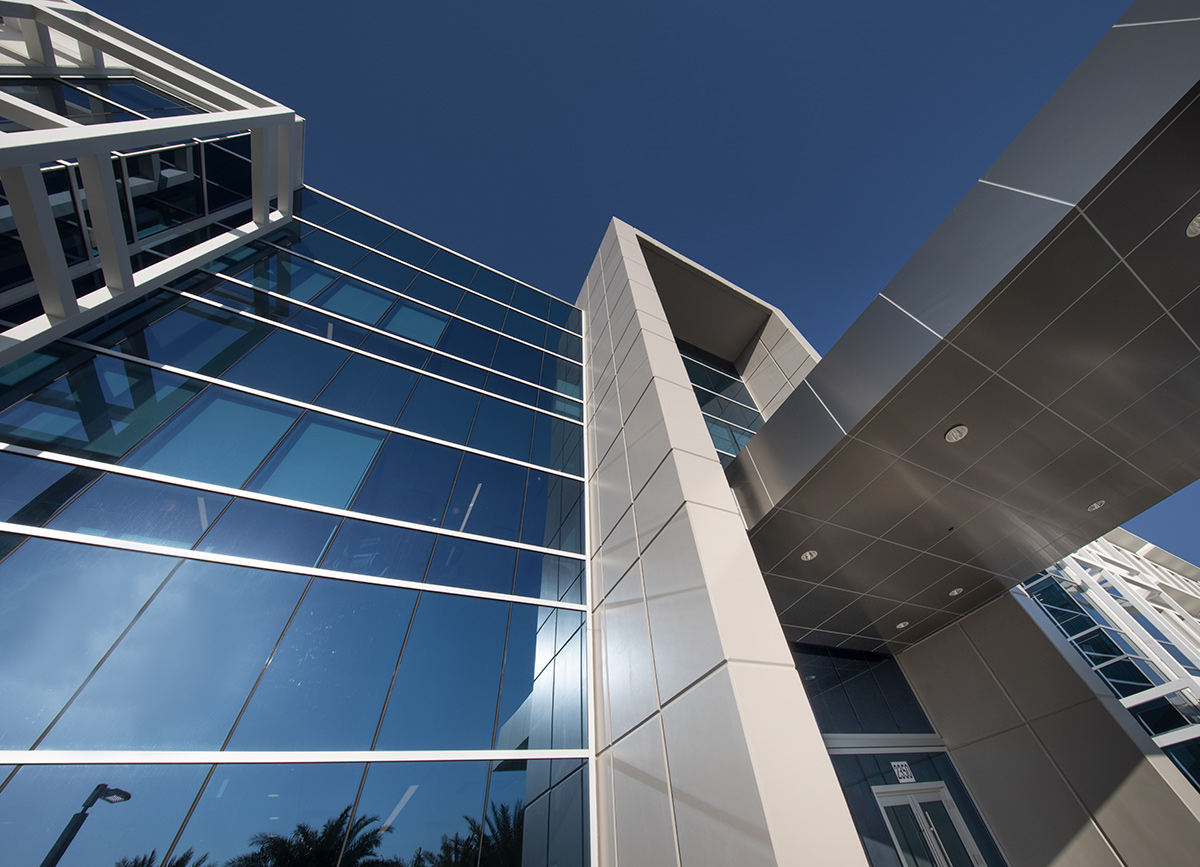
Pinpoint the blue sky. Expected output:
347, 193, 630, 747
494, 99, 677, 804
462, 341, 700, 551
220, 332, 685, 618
90, 0, 1200, 562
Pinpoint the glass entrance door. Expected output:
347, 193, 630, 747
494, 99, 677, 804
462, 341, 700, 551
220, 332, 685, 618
874, 783, 986, 867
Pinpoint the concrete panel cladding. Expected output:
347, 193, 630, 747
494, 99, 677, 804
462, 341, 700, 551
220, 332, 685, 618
578, 218, 867, 866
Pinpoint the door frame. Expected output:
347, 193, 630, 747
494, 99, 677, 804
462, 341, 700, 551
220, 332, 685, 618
871, 781, 986, 867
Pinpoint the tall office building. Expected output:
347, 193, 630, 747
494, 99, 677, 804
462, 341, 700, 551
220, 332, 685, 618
5, 2, 1200, 866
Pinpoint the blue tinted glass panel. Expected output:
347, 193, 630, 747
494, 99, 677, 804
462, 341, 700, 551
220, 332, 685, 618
469, 268, 516, 305
40, 561, 306, 749
514, 551, 584, 602
456, 292, 508, 330
233, 251, 339, 302
0, 539, 179, 748
227, 578, 418, 749
115, 303, 269, 377
376, 593, 508, 749
222, 329, 349, 402
486, 371, 538, 406
293, 188, 346, 224
322, 208, 393, 247
312, 276, 396, 326
313, 354, 418, 425
320, 518, 435, 580
359, 332, 431, 368
549, 328, 583, 363
425, 250, 477, 286
437, 319, 498, 368
353, 435, 462, 525
492, 337, 543, 384
425, 535, 517, 594
353, 761, 489, 865
275, 228, 367, 271
0, 763, 210, 867
246, 414, 384, 508
198, 498, 339, 567
174, 763, 366, 867
405, 273, 464, 311
445, 454, 525, 541
0, 356, 202, 459
502, 309, 547, 348
511, 283, 551, 321
397, 376, 480, 444
424, 353, 487, 388
378, 228, 437, 267
286, 306, 369, 347
124, 388, 300, 487
532, 414, 584, 476
468, 395, 534, 462
381, 299, 449, 346
0, 451, 76, 521
47, 473, 230, 547
349, 251, 418, 292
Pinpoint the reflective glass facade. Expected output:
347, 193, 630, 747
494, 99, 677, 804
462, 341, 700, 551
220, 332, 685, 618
0, 188, 589, 866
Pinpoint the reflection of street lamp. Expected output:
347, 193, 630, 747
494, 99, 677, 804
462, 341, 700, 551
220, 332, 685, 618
39, 783, 132, 867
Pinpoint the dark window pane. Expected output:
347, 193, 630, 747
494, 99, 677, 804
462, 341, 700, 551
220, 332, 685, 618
40, 561, 307, 749
313, 355, 418, 425
0, 539, 180, 748
174, 763, 366, 867
0, 451, 78, 522
232, 250, 339, 302
245, 414, 384, 509
312, 276, 397, 326
397, 377, 480, 444
228, 578, 419, 749
352, 761, 490, 865
0, 356, 202, 460
359, 332, 431, 368
469, 395, 535, 462
47, 473, 230, 547
320, 518, 435, 580
511, 283, 551, 321
437, 319, 498, 368
446, 454, 526, 541
275, 227, 367, 271
115, 302, 270, 377
514, 551, 584, 602
378, 228, 437, 268
322, 208, 393, 247
492, 337, 543, 385
353, 435, 462, 525
350, 251, 418, 292
424, 353, 488, 388
376, 593, 508, 749
469, 268, 516, 305
381, 298, 449, 346
456, 292, 508, 330
425, 250, 477, 286
405, 273, 464, 311
486, 371, 538, 407
502, 309, 548, 348
123, 388, 300, 487
425, 535, 517, 594
223, 329, 349, 402
198, 498, 339, 567
0, 764, 210, 867
293, 187, 347, 224
286, 306, 369, 346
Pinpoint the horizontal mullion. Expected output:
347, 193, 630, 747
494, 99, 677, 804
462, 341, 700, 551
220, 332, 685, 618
0, 439, 587, 562
0, 748, 589, 765
0, 521, 589, 610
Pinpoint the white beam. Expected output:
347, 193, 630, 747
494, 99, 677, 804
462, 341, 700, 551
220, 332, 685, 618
0, 105, 293, 169
0, 162, 75, 319
276, 120, 293, 217
18, 16, 52, 65
250, 124, 268, 225
0, 88, 78, 130
76, 152, 133, 292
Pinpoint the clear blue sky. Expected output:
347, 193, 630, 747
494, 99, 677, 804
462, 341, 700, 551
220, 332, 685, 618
90, 0, 1200, 563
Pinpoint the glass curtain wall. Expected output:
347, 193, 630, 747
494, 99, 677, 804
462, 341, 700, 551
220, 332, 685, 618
0, 188, 589, 866
676, 339, 763, 468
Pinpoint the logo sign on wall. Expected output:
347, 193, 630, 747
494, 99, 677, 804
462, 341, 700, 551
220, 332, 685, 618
891, 761, 916, 783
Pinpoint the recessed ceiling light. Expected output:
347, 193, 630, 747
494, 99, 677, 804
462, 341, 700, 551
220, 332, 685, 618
800, 549, 818, 561
948, 587, 964, 596
896, 621, 910, 629
1087, 499, 1106, 512
944, 424, 969, 443
1187, 214, 1200, 237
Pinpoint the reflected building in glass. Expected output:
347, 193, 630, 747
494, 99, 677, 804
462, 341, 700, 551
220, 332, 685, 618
9, 2, 1200, 867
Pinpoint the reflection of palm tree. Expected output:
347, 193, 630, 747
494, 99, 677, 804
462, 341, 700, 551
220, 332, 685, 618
479, 801, 523, 867
225, 807, 383, 867
115, 848, 210, 867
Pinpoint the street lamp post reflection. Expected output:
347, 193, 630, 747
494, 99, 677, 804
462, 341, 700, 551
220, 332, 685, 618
39, 783, 132, 867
